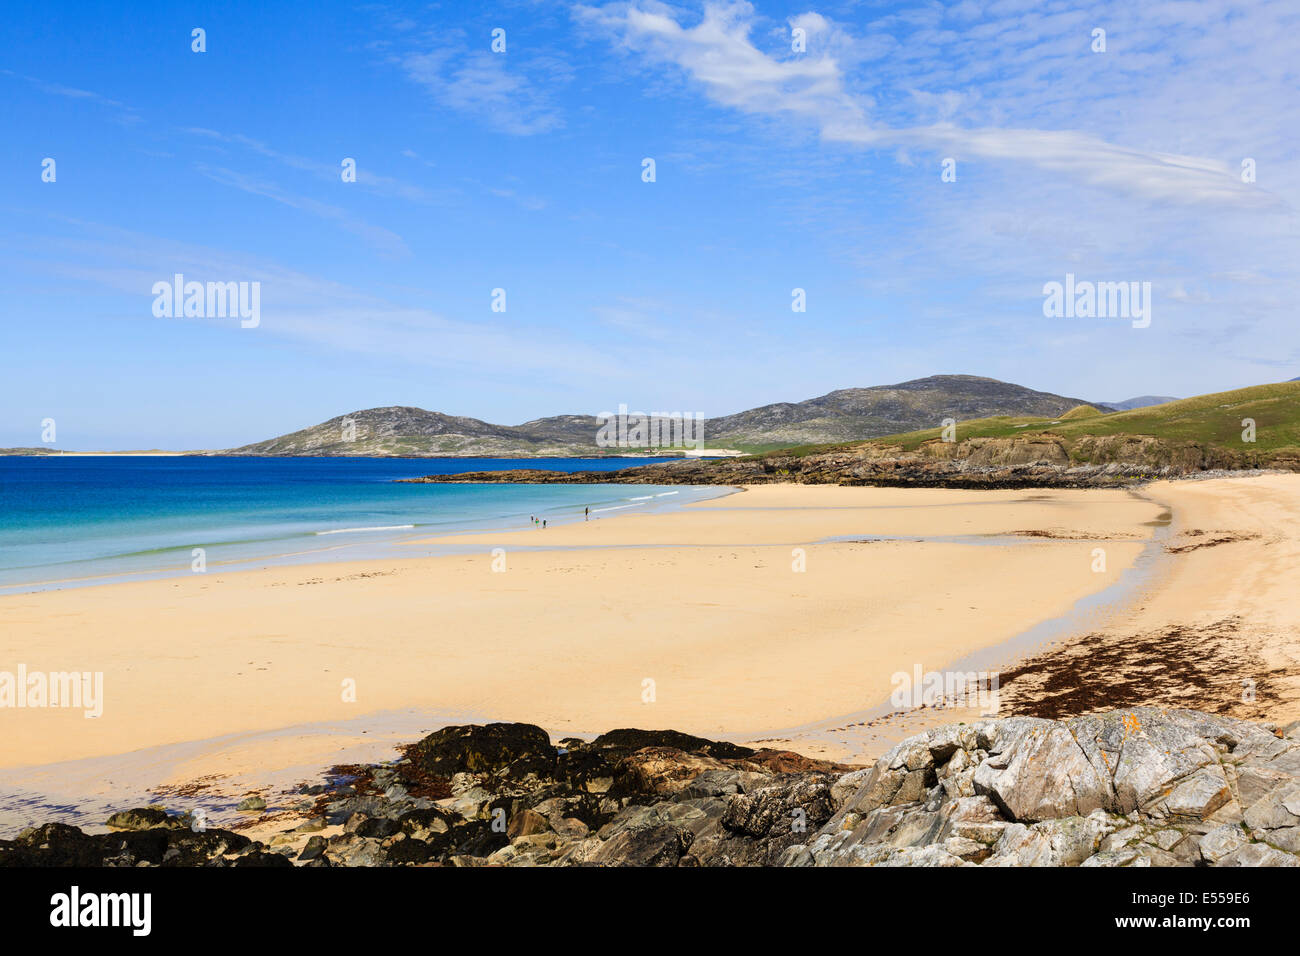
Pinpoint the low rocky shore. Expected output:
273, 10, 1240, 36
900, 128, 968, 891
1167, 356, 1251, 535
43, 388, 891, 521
398, 435, 1297, 489
4, 708, 1299, 867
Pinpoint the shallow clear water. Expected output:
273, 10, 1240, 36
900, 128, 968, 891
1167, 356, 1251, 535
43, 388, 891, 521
0, 456, 721, 591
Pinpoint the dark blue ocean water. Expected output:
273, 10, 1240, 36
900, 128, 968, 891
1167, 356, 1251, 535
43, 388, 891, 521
0, 456, 718, 591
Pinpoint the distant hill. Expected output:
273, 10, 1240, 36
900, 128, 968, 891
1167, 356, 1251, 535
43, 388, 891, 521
225, 375, 1100, 457
705, 375, 1094, 450
417, 380, 1300, 489
1099, 395, 1180, 411
225, 406, 587, 457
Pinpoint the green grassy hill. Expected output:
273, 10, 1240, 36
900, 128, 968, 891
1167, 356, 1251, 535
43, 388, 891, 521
751, 380, 1300, 467
880, 380, 1300, 453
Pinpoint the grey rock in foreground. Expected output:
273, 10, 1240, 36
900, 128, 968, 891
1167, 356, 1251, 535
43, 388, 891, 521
787, 709, 1300, 867
5, 710, 1298, 867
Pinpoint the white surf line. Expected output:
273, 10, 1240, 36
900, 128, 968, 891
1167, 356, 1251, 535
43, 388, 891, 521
628, 495, 654, 500
314, 525, 415, 535
654, 491, 678, 497
591, 502, 648, 513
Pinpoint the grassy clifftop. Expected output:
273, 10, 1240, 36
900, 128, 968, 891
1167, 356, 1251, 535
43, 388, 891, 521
768, 381, 1300, 463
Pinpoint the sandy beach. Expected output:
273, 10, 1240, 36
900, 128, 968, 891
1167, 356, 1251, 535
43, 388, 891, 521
3, 476, 1299, 833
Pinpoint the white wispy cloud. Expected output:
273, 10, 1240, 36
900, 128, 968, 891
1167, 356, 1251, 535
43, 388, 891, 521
576, 0, 1290, 208
193, 164, 411, 258
183, 127, 454, 204
3, 70, 143, 125
401, 49, 568, 135
13, 219, 631, 385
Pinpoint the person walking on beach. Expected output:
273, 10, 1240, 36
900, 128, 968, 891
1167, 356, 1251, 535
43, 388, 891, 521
585, 506, 589, 521
543, 519, 547, 529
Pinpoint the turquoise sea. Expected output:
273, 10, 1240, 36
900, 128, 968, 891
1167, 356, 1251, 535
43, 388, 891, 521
0, 456, 724, 593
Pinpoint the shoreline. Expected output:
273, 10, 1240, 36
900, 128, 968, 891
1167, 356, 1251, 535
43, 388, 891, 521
0, 514, 1165, 838
0, 481, 736, 597
3, 475, 1299, 838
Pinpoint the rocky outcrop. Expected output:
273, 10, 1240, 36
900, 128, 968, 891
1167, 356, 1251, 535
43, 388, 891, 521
5, 710, 1298, 867
790, 709, 1300, 867
400, 434, 1291, 489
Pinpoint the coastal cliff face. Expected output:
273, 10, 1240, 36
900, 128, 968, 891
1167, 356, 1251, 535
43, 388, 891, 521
399, 434, 1300, 489
6, 709, 1298, 867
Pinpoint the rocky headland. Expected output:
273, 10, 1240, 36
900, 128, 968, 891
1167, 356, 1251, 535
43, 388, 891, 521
5, 709, 1299, 867
398, 435, 1298, 489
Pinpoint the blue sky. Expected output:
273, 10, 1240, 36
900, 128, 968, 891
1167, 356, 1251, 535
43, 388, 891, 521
2, 0, 1297, 449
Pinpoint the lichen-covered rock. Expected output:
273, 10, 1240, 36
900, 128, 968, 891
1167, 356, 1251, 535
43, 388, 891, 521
8, 710, 1300, 867
1242, 783, 1300, 852
1161, 765, 1231, 821
828, 738, 938, 828
983, 814, 1112, 866
1068, 710, 1222, 813
972, 721, 1106, 821
1199, 824, 1250, 863
1215, 842, 1300, 866
786, 709, 1300, 868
